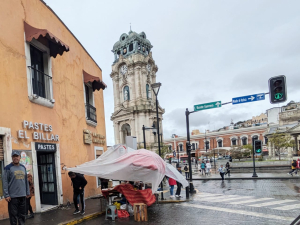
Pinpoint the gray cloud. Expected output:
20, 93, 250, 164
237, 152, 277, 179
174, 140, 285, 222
44, 0, 300, 145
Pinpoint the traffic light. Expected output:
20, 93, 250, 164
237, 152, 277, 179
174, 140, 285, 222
254, 140, 262, 154
268, 75, 287, 104
186, 143, 192, 151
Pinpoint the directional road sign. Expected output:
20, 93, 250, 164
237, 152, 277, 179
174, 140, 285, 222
232, 93, 265, 105
194, 101, 221, 111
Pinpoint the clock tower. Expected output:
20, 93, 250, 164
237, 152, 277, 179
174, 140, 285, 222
110, 30, 164, 149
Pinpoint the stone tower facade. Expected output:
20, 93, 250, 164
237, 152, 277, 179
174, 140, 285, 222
110, 30, 164, 148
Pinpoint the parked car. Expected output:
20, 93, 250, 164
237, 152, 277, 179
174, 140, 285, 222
171, 159, 179, 163
224, 155, 230, 159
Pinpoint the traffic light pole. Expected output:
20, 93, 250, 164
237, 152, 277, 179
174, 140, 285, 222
252, 144, 258, 178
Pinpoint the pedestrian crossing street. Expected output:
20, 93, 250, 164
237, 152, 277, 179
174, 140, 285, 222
194, 192, 300, 210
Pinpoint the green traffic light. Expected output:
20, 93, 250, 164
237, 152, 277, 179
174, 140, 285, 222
256, 149, 261, 153
274, 93, 283, 100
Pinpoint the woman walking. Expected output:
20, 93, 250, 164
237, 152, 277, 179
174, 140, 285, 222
168, 177, 177, 198
205, 161, 211, 176
225, 162, 231, 177
288, 160, 297, 176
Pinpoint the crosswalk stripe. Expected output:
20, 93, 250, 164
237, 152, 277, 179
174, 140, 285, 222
273, 204, 300, 210
181, 203, 294, 221
248, 199, 297, 207
194, 195, 236, 201
207, 196, 253, 203
229, 198, 273, 205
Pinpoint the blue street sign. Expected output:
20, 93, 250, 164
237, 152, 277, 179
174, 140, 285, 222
232, 93, 265, 105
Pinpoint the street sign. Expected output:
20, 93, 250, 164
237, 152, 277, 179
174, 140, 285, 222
232, 93, 265, 105
194, 101, 221, 111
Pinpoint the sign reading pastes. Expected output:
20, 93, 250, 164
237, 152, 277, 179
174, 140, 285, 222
35, 142, 56, 152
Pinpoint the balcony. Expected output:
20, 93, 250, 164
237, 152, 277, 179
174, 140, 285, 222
86, 103, 97, 124
28, 66, 52, 100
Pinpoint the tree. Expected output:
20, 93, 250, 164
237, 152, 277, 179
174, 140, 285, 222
155, 144, 172, 159
229, 144, 252, 161
268, 131, 293, 160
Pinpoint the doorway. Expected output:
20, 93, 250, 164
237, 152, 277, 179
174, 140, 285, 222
37, 152, 58, 205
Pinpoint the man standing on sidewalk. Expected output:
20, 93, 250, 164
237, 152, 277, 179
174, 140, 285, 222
68, 171, 88, 215
3, 150, 30, 225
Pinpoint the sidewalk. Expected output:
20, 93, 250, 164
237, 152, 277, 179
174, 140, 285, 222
1, 197, 105, 225
192, 171, 300, 180
1, 187, 188, 225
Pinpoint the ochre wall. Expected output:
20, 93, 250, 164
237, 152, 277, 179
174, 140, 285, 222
0, 0, 106, 219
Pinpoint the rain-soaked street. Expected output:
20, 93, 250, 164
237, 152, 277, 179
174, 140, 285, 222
79, 179, 300, 225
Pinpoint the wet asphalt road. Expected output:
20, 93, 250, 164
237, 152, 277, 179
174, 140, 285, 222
80, 179, 300, 225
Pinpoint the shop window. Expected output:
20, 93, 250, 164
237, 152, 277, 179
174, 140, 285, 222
218, 140, 222, 147
242, 137, 247, 145
179, 144, 183, 151
232, 138, 237, 146
205, 141, 210, 150
192, 143, 195, 150
85, 84, 97, 124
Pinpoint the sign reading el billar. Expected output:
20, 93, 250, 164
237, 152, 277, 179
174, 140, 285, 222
18, 120, 59, 142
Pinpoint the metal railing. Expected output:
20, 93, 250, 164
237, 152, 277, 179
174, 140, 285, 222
86, 103, 97, 123
28, 66, 52, 100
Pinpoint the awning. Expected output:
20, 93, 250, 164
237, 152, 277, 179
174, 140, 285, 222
83, 70, 106, 91
24, 22, 69, 58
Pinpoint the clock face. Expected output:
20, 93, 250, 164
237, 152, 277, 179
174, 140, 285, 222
147, 64, 151, 72
120, 65, 128, 75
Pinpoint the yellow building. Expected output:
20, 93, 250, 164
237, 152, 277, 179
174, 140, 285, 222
0, 0, 107, 219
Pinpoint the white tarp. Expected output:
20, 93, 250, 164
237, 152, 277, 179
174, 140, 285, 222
67, 144, 188, 193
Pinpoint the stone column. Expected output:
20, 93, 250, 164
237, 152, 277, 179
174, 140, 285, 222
114, 122, 119, 144
114, 77, 120, 109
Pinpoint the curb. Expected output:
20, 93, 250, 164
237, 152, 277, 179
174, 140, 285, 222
58, 211, 105, 225
158, 199, 187, 203
192, 177, 300, 180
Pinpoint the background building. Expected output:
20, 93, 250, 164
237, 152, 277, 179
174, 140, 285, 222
0, 0, 106, 219
110, 31, 164, 148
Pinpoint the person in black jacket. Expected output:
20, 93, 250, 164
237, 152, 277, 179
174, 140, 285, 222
68, 171, 87, 215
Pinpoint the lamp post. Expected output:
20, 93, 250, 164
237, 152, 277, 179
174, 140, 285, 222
142, 125, 157, 149
151, 82, 164, 199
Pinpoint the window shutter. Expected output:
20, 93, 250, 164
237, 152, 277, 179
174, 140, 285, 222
0, 136, 3, 161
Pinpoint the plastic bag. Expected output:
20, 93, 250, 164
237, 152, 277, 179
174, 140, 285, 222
118, 210, 130, 218
128, 204, 134, 216
114, 202, 121, 210
120, 204, 127, 210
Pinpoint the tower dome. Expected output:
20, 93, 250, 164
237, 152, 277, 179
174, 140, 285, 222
112, 30, 153, 63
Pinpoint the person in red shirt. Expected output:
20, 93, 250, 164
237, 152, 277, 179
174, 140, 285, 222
296, 158, 300, 176
168, 177, 177, 198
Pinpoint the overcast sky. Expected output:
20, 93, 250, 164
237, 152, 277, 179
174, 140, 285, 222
44, 0, 300, 145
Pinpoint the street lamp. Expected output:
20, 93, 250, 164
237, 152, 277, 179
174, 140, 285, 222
151, 82, 163, 199
142, 125, 157, 149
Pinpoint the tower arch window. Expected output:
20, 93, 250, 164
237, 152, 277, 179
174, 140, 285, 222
146, 84, 151, 99
121, 123, 131, 144
129, 43, 133, 52
123, 86, 130, 101
242, 137, 247, 145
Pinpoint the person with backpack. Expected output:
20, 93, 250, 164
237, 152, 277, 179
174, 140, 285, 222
184, 164, 189, 179
200, 161, 206, 176
68, 171, 88, 215
288, 160, 297, 176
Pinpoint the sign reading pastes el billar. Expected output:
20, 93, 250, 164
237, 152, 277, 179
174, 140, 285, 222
17, 120, 59, 142
35, 143, 56, 152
